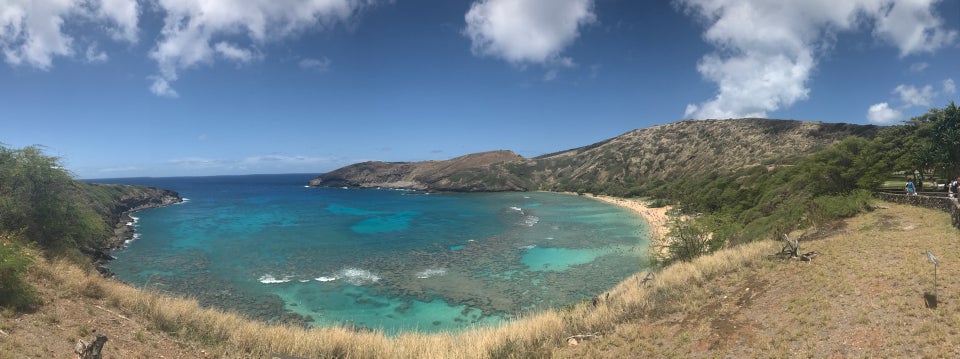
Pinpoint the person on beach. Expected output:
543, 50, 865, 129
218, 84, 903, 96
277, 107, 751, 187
905, 179, 916, 196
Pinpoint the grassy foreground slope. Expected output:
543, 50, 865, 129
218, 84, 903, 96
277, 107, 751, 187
2, 201, 956, 358
557, 202, 959, 358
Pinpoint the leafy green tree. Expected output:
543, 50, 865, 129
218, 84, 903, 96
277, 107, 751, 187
931, 102, 960, 176
901, 102, 960, 180
0, 145, 108, 255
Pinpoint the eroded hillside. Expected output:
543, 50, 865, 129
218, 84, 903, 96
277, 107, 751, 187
310, 118, 877, 193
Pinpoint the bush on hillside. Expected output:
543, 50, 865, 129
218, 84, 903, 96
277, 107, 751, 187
0, 145, 110, 258
657, 217, 724, 265
0, 240, 37, 310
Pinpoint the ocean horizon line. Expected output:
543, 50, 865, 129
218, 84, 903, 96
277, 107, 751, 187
79, 172, 325, 182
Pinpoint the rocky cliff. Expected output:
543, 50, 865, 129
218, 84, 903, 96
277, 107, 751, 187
74, 183, 182, 269
310, 119, 878, 193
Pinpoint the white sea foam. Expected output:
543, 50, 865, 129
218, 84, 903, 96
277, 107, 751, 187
519, 244, 537, 250
416, 268, 447, 279
340, 268, 381, 285
509, 206, 522, 212
315, 268, 381, 285
124, 233, 142, 245
521, 215, 540, 227
258, 274, 293, 284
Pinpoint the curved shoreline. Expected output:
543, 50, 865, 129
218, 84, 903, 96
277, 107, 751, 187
554, 192, 672, 242
95, 190, 182, 276
105, 193, 182, 249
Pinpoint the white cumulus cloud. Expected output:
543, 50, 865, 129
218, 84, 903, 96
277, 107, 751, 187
677, 0, 957, 120
894, 84, 935, 107
0, 0, 138, 69
148, 76, 179, 98
149, 0, 379, 97
869, 0, 958, 57
96, 0, 140, 43
464, 0, 595, 65
84, 43, 108, 63
214, 42, 256, 63
867, 102, 902, 124
944, 78, 956, 95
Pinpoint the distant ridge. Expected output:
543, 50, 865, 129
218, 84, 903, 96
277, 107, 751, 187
308, 150, 529, 192
309, 118, 878, 192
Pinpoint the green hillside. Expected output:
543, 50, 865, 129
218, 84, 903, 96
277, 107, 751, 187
0, 144, 179, 310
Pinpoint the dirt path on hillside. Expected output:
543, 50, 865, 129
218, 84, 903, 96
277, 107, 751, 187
556, 202, 960, 358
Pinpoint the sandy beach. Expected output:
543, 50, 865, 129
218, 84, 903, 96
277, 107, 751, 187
587, 194, 672, 240
554, 192, 672, 241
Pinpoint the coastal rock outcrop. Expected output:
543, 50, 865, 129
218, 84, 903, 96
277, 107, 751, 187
77, 183, 182, 274
310, 150, 532, 192
98, 186, 182, 230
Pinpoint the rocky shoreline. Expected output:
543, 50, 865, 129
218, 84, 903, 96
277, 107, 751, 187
91, 187, 182, 276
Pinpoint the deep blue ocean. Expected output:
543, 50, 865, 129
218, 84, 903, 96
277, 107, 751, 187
91, 174, 651, 334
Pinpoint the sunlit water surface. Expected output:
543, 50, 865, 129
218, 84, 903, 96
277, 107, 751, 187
98, 174, 651, 334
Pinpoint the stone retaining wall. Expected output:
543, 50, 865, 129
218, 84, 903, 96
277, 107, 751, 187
875, 192, 960, 229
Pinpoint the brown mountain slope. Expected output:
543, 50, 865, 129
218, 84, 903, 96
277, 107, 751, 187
308, 150, 530, 192
309, 119, 878, 192
531, 118, 877, 190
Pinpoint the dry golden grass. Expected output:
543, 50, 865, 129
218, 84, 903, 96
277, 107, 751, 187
6, 200, 956, 358
556, 201, 960, 358
10, 234, 774, 358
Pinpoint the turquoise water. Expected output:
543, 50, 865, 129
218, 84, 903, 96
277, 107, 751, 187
97, 174, 651, 334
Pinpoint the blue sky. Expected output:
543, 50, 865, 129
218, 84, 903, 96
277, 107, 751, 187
1, 0, 957, 178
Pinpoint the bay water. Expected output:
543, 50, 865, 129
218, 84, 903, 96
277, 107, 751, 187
96, 174, 651, 334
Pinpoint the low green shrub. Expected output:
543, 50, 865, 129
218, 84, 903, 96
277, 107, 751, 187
0, 241, 37, 311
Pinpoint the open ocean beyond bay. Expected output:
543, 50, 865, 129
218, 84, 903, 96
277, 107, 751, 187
96, 174, 651, 334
